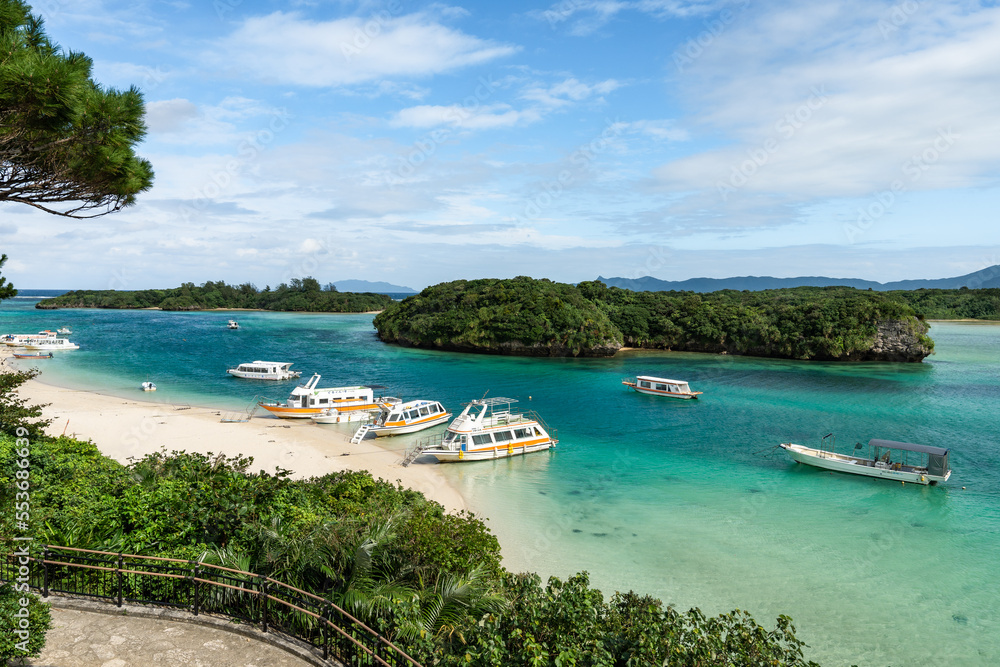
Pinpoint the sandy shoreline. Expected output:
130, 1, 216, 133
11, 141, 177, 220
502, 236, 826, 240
1, 348, 465, 513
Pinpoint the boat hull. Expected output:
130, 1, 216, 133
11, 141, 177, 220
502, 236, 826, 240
310, 410, 372, 424
425, 440, 555, 462
370, 413, 452, 436
623, 381, 700, 399
228, 370, 301, 381
780, 443, 949, 485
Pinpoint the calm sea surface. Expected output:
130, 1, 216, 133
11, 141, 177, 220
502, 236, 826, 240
3, 296, 998, 666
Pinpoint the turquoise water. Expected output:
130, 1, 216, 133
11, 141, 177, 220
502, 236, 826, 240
3, 299, 999, 666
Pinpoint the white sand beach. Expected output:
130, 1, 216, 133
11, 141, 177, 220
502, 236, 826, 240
2, 348, 466, 513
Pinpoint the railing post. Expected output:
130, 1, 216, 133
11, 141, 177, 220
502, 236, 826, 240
116, 552, 123, 607
260, 576, 269, 633
191, 562, 201, 617
321, 602, 331, 660
41, 547, 49, 598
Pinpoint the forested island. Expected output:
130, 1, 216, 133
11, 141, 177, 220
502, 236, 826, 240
374, 277, 937, 362
35, 278, 392, 312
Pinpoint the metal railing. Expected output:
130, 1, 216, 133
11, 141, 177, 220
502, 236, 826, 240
1, 546, 421, 667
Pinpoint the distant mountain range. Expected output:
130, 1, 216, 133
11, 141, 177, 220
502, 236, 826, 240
332, 280, 417, 294
597, 265, 1000, 293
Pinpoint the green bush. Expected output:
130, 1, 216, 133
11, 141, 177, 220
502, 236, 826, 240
0, 584, 52, 663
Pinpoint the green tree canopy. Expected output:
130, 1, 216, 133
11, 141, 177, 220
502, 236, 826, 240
0, 0, 153, 217
0, 253, 15, 300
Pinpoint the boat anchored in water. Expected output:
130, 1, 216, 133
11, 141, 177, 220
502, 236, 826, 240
227, 320, 240, 329
20, 337, 79, 351
259, 374, 392, 419
407, 397, 557, 464
227, 361, 302, 381
623, 375, 701, 399
141, 381, 157, 392
3, 330, 58, 347
779, 435, 951, 485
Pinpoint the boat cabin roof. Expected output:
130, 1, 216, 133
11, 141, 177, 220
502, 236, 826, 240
869, 439, 948, 456
636, 376, 689, 385
242, 361, 292, 367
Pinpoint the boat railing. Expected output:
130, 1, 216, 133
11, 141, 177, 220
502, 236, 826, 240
525, 410, 556, 440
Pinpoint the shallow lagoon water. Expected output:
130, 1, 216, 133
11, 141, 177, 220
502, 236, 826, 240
3, 298, 999, 665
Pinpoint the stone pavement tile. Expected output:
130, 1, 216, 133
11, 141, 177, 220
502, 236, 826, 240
23, 607, 314, 667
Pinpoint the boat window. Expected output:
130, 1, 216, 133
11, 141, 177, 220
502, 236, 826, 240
514, 428, 532, 439
639, 381, 650, 388
419, 407, 430, 416
494, 431, 513, 442
389, 412, 401, 421
430, 404, 441, 414
656, 384, 667, 391
319, 398, 328, 404
472, 434, 493, 446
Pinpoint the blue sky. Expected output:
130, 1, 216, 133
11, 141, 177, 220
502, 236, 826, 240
3, 0, 1000, 290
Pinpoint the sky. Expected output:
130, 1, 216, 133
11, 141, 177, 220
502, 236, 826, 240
3, 0, 1000, 290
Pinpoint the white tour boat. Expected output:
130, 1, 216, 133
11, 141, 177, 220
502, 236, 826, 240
367, 400, 452, 437
57, 327, 72, 335
779, 436, 951, 485
259, 374, 390, 419
227, 361, 302, 381
406, 397, 557, 464
622, 375, 701, 399
227, 319, 240, 329
20, 337, 79, 351
2, 330, 59, 347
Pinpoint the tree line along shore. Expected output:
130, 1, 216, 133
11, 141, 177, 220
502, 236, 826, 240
34, 276, 1000, 361
34, 278, 393, 313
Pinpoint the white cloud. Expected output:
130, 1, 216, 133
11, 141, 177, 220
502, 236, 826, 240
145, 99, 199, 133
389, 103, 538, 130
521, 78, 621, 108
214, 11, 518, 87
534, 0, 724, 35
651, 1, 1000, 221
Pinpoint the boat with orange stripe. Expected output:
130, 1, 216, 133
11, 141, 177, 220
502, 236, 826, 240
409, 397, 557, 463
258, 373, 391, 419
368, 399, 451, 436
622, 375, 701, 399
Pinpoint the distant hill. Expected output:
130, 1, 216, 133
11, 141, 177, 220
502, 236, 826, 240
332, 279, 417, 293
597, 265, 1000, 292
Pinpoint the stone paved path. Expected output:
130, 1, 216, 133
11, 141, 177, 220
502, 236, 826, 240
23, 606, 315, 667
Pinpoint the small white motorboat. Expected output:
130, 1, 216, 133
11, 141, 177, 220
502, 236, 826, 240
779, 436, 951, 485
367, 399, 451, 437
57, 327, 72, 334
141, 381, 157, 392
227, 319, 240, 329
622, 375, 701, 399
227, 361, 302, 381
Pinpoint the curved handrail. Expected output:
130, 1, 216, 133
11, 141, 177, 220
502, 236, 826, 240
3, 545, 422, 667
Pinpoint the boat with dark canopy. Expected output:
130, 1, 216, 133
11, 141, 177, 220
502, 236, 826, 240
779, 436, 951, 485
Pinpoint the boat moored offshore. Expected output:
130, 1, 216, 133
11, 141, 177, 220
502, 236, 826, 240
406, 397, 557, 464
258, 374, 390, 419
227, 361, 302, 381
2, 330, 59, 347
779, 436, 951, 485
20, 337, 79, 351
623, 376, 701, 399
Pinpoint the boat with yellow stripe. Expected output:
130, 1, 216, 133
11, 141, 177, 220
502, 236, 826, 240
414, 397, 557, 463
369, 399, 451, 436
258, 374, 390, 419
